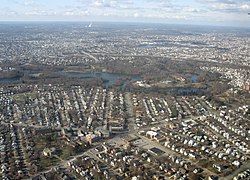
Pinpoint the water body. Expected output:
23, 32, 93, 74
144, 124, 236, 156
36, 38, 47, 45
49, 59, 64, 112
176, 87, 206, 96
60, 71, 141, 89
138, 41, 174, 49
0, 77, 21, 84
139, 43, 161, 48
191, 74, 198, 83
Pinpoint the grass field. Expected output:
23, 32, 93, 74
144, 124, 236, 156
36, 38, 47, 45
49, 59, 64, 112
13, 92, 37, 101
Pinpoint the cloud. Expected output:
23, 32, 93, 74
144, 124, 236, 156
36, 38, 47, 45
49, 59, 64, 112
93, 0, 123, 8
198, 0, 236, 5
23, 0, 35, 6
0, 7, 19, 16
211, 3, 238, 12
25, 10, 56, 16
172, 15, 187, 20
184, 7, 206, 13
0, 0, 249, 26
62, 10, 90, 16
240, 4, 250, 11
133, 12, 139, 18
5, 0, 42, 7
197, 0, 250, 13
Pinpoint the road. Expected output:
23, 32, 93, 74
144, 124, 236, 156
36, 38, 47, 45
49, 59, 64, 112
124, 92, 137, 133
1, 121, 88, 131
81, 51, 99, 62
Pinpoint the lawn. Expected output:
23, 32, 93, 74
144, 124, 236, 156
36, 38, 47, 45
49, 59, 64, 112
13, 92, 37, 101
39, 156, 60, 169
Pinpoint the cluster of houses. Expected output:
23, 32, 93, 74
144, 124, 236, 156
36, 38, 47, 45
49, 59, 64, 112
233, 169, 250, 180
133, 94, 220, 128
32, 166, 76, 180
93, 139, 218, 179
0, 85, 127, 133
200, 66, 250, 89
1, 24, 249, 68
133, 31, 250, 67
0, 67, 16, 72
20, 127, 39, 175
0, 125, 29, 179
67, 156, 115, 179
0, 83, 249, 179
133, 94, 176, 127
95, 142, 168, 179
141, 104, 249, 176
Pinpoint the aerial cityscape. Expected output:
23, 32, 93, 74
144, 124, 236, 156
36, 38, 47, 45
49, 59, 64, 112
0, 0, 250, 180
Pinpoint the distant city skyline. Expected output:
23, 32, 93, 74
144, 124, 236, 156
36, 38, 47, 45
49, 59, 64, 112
0, 0, 250, 27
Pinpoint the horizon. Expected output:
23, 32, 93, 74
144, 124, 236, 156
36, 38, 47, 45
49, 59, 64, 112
0, 20, 249, 30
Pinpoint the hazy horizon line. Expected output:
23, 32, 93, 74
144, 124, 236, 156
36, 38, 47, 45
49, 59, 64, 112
0, 20, 249, 29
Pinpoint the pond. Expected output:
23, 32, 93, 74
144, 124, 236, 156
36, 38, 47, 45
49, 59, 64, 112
176, 87, 207, 96
0, 77, 21, 84
191, 74, 198, 83
60, 71, 142, 89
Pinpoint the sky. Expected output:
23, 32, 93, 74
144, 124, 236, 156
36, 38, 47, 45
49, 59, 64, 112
0, 0, 250, 27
